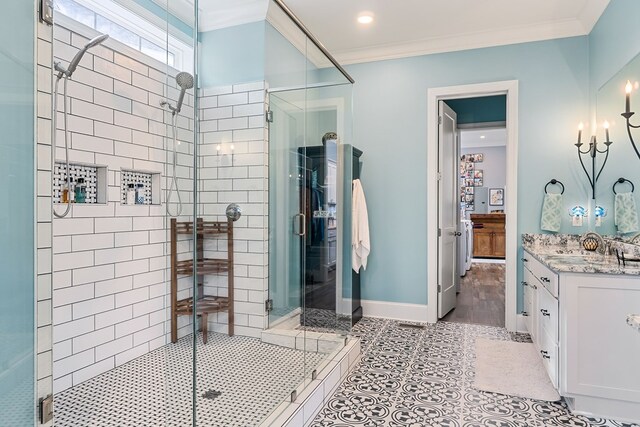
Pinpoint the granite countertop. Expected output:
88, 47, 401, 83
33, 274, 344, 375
522, 233, 640, 276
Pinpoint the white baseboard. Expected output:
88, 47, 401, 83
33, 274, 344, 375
516, 314, 528, 333
361, 300, 430, 323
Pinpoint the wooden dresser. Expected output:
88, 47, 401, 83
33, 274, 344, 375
470, 213, 505, 259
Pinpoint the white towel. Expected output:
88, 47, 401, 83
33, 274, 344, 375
352, 179, 370, 272
615, 192, 639, 234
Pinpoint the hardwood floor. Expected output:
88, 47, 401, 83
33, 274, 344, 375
441, 262, 505, 327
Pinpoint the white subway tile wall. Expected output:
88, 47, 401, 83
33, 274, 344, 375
47, 23, 271, 393
51, 22, 195, 394
197, 82, 268, 339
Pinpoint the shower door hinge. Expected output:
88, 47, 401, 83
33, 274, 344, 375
39, 0, 54, 25
265, 299, 273, 313
438, 228, 442, 237
266, 109, 274, 123
438, 116, 442, 125
437, 284, 442, 292
39, 394, 53, 424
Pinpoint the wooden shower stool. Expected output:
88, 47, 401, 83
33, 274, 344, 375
170, 218, 234, 344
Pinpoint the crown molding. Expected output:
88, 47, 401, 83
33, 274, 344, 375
198, 0, 268, 33
332, 18, 592, 65
577, 0, 611, 33
266, 2, 331, 69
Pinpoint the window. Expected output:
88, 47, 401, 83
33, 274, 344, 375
53, 0, 191, 71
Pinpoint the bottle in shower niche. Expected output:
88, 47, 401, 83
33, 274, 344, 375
126, 184, 136, 205
75, 178, 87, 203
135, 183, 145, 205
62, 177, 74, 203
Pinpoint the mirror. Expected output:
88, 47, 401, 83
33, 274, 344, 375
595, 51, 640, 238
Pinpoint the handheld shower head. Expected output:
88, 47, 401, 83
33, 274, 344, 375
59, 33, 109, 79
174, 71, 194, 115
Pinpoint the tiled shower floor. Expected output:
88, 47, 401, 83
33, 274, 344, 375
54, 333, 325, 427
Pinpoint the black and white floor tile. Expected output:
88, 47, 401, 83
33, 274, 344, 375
312, 319, 639, 427
54, 333, 325, 427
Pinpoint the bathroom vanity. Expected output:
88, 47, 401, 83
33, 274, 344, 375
522, 235, 640, 424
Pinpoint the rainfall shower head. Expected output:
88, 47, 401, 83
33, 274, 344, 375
56, 33, 109, 79
174, 71, 194, 115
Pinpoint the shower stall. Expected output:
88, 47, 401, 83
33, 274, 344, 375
0, 0, 360, 426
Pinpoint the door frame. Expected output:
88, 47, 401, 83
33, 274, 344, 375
426, 80, 519, 332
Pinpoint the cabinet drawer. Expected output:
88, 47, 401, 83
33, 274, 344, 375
539, 327, 559, 390
523, 251, 559, 298
536, 263, 559, 298
537, 285, 558, 344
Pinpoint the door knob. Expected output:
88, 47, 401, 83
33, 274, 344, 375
453, 231, 462, 236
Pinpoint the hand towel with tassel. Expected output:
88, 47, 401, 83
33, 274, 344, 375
615, 192, 639, 234
352, 179, 370, 272
540, 193, 563, 232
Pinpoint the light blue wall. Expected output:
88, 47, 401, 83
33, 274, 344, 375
589, 0, 640, 93
0, 1, 35, 423
345, 37, 590, 306
198, 21, 266, 88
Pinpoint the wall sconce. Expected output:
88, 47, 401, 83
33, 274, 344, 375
622, 80, 640, 159
230, 144, 235, 166
575, 121, 613, 199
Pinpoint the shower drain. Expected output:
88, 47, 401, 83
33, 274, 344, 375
202, 390, 222, 400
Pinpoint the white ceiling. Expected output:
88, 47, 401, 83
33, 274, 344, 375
162, 0, 610, 65
275, 0, 610, 64
460, 129, 506, 149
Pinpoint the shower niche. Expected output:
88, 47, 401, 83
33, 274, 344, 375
120, 169, 161, 205
53, 162, 107, 204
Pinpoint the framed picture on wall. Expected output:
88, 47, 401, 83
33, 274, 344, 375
474, 177, 483, 187
489, 188, 504, 206
464, 186, 474, 195
474, 170, 483, 179
465, 162, 474, 171
465, 178, 475, 187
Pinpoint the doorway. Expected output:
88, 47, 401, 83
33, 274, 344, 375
427, 81, 519, 331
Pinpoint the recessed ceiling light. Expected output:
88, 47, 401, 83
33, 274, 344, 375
357, 13, 374, 24
480, 135, 486, 139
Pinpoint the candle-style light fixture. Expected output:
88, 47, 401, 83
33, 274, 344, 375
575, 121, 613, 199
621, 80, 640, 159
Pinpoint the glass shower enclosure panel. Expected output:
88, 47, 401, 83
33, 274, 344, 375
268, 89, 307, 327
0, 0, 35, 424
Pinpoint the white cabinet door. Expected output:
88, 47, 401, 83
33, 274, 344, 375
561, 273, 640, 403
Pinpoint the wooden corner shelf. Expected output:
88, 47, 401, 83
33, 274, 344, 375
171, 217, 234, 344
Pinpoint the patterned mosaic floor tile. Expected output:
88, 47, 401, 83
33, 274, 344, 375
311, 319, 639, 427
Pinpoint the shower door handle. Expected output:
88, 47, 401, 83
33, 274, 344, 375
294, 213, 306, 237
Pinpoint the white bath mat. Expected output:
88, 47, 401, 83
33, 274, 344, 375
474, 338, 561, 402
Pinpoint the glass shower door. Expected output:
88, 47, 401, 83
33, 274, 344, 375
268, 90, 307, 326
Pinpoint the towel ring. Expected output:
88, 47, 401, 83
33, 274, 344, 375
613, 177, 635, 194
544, 179, 565, 195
